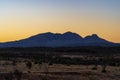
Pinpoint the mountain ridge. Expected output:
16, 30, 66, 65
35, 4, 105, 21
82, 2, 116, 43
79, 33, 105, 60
0, 31, 119, 47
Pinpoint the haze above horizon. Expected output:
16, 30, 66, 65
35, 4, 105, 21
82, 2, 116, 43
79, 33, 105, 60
0, 0, 120, 42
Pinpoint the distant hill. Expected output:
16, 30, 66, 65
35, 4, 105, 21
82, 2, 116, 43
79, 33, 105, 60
0, 32, 119, 47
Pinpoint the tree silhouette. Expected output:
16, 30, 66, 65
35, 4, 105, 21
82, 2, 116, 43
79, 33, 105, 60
26, 61, 32, 73
13, 69, 23, 80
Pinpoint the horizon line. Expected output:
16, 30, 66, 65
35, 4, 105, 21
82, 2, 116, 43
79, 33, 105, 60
0, 31, 119, 44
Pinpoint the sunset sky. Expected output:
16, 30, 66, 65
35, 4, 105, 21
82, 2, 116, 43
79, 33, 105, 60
0, 0, 120, 42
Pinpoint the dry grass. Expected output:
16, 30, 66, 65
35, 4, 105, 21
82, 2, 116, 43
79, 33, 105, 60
0, 60, 120, 80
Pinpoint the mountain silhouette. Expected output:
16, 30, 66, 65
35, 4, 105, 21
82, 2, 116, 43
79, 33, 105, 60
0, 32, 119, 47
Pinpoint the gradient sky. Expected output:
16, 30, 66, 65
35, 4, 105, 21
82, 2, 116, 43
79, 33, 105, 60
0, 0, 120, 42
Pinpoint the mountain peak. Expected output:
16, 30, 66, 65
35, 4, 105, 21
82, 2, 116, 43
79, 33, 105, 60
85, 34, 99, 39
63, 31, 82, 39
63, 31, 74, 34
42, 32, 53, 35
0, 32, 119, 47
91, 34, 99, 38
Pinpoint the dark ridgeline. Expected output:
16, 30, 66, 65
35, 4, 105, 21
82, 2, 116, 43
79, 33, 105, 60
0, 31, 119, 47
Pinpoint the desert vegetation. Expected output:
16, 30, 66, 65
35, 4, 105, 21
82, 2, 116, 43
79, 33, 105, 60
0, 47, 120, 80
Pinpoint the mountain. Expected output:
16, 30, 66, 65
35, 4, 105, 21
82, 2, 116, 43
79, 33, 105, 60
0, 32, 119, 47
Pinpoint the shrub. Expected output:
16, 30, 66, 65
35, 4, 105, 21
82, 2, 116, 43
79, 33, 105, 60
4, 72, 13, 80
26, 61, 32, 69
13, 69, 23, 80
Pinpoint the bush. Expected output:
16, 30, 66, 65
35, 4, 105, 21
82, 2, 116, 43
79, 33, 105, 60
26, 61, 32, 69
4, 72, 13, 80
13, 69, 23, 80
92, 67, 97, 70
102, 69, 107, 73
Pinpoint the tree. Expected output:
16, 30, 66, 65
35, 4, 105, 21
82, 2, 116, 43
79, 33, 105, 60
4, 72, 13, 80
101, 55, 113, 73
13, 69, 23, 80
26, 61, 32, 73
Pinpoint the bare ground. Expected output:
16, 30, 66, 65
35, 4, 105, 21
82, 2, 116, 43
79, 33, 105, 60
0, 61, 120, 80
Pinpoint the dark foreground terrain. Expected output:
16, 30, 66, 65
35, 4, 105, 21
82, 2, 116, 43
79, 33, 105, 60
0, 47, 120, 80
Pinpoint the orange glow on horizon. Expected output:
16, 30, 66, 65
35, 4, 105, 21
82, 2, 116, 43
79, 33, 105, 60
0, 0, 120, 43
